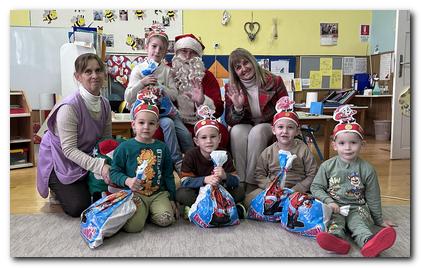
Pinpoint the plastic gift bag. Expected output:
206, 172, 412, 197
188, 184, 240, 228
248, 150, 296, 222
80, 190, 136, 249
280, 191, 332, 238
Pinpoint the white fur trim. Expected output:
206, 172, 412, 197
175, 36, 203, 56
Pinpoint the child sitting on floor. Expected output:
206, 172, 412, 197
110, 91, 178, 233
176, 105, 246, 219
311, 105, 396, 257
244, 96, 318, 210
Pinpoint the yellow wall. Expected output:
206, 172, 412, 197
183, 10, 372, 56
10, 10, 372, 55
10, 10, 30, 26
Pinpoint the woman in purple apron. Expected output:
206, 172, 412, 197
37, 53, 112, 217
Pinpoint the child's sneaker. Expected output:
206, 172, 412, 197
48, 190, 60, 205
360, 227, 396, 257
236, 203, 247, 219
316, 232, 351, 254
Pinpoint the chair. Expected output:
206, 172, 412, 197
298, 124, 324, 161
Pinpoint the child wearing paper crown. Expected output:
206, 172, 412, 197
244, 96, 318, 211
310, 105, 396, 257
110, 91, 178, 233
124, 23, 193, 173
176, 105, 246, 219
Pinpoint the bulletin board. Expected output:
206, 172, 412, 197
300, 56, 343, 90
30, 9, 183, 54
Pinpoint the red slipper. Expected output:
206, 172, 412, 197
316, 232, 351, 254
360, 227, 396, 257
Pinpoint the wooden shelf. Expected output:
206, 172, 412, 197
10, 139, 32, 144
355, 95, 392, 98
10, 113, 31, 118
10, 90, 34, 169
10, 163, 34, 169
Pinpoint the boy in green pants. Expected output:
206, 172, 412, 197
110, 90, 178, 233
311, 105, 396, 257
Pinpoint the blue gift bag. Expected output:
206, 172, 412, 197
280, 192, 332, 238
80, 190, 136, 249
188, 184, 240, 228
248, 181, 294, 222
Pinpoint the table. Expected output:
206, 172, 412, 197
296, 111, 334, 160
112, 113, 132, 138
295, 105, 368, 130
112, 112, 336, 159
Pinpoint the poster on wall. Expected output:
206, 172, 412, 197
360, 24, 370, 42
30, 9, 183, 54
320, 22, 338, 46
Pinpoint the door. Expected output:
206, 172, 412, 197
391, 10, 410, 159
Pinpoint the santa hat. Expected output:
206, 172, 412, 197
98, 139, 120, 155
332, 105, 364, 139
193, 105, 219, 136
130, 91, 160, 120
174, 34, 205, 57
146, 23, 168, 43
272, 96, 300, 126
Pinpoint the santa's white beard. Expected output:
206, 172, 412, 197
172, 56, 205, 94
171, 56, 207, 125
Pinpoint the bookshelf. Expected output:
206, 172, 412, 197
10, 90, 34, 169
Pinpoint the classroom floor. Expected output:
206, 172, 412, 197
9, 137, 410, 215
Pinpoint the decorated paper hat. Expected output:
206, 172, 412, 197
146, 23, 168, 42
193, 105, 219, 136
332, 105, 364, 139
174, 33, 205, 57
130, 90, 160, 120
272, 96, 299, 126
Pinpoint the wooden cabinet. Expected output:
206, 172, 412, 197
10, 90, 34, 169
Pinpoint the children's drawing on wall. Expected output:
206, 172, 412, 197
167, 40, 175, 53
104, 10, 116, 23
104, 34, 114, 48
30, 9, 183, 54
166, 10, 177, 20
93, 10, 103, 21
126, 34, 142, 50
71, 14, 86, 27
42, 10, 58, 24
258, 59, 270, 71
320, 22, 338, 46
134, 10, 145, 20
119, 10, 128, 21
162, 16, 170, 26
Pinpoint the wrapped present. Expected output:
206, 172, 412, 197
188, 184, 240, 228
248, 150, 296, 222
280, 191, 332, 238
80, 190, 136, 249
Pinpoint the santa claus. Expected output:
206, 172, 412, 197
171, 34, 229, 149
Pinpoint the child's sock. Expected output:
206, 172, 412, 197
316, 232, 351, 254
360, 227, 396, 257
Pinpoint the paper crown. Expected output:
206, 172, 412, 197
193, 105, 219, 136
174, 33, 205, 57
272, 96, 299, 126
130, 90, 160, 120
332, 105, 364, 139
147, 23, 168, 42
